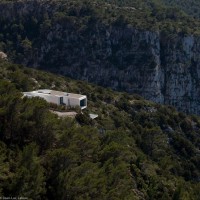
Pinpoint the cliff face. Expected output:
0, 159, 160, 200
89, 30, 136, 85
0, 1, 200, 114
161, 36, 200, 114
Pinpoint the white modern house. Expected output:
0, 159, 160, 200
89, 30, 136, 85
23, 89, 87, 109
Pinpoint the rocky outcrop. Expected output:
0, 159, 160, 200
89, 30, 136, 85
0, 0, 200, 114
0, 51, 7, 59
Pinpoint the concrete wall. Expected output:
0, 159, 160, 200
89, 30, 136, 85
30, 93, 60, 105
24, 92, 87, 109
43, 95, 60, 104
63, 96, 69, 105
66, 97, 80, 107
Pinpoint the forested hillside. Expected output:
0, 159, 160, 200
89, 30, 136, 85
160, 0, 200, 18
100, 0, 200, 19
0, 0, 200, 115
0, 59, 200, 199
1, 1, 200, 199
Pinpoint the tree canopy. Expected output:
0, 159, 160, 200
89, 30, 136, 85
0, 60, 200, 199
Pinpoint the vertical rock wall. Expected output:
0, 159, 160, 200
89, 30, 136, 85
0, 1, 200, 114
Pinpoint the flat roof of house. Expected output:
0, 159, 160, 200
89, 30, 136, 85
24, 89, 86, 99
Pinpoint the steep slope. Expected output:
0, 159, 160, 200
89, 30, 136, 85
0, 60, 200, 199
160, 0, 200, 18
0, 0, 200, 115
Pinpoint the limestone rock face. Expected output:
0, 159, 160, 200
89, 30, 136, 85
0, 1, 200, 114
0, 51, 7, 59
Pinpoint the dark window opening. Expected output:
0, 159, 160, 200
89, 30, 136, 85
60, 97, 64, 105
80, 99, 86, 107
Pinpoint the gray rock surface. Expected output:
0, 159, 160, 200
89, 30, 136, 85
0, 1, 200, 114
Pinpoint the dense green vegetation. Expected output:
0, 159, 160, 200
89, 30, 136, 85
0, 59, 200, 199
160, 0, 200, 19
0, 0, 199, 67
0, 0, 200, 72
100, 0, 200, 19
99, 0, 200, 34
0, 1, 200, 199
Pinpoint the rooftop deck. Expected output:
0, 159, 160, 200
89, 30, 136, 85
24, 89, 86, 99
